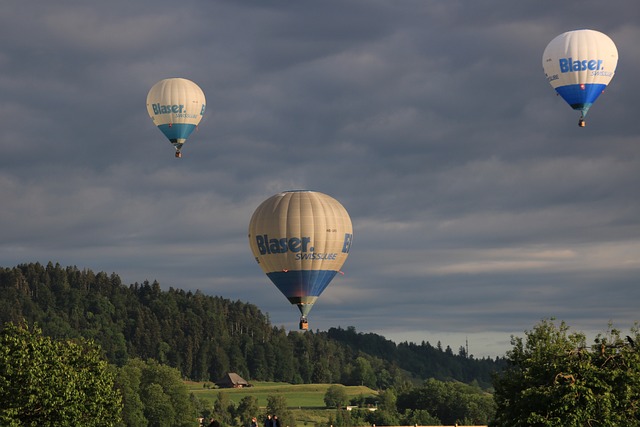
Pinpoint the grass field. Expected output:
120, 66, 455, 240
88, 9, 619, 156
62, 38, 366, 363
186, 381, 378, 426
186, 381, 377, 409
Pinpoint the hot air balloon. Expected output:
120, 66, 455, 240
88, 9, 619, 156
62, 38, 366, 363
248, 190, 353, 330
146, 78, 206, 158
543, 29, 618, 127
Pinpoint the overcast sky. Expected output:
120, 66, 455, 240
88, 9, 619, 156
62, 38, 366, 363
2, 0, 639, 358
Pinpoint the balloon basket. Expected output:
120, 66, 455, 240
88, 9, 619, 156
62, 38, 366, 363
299, 317, 309, 330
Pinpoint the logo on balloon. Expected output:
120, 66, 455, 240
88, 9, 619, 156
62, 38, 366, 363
151, 103, 185, 115
255, 233, 353, 255
256, 235, 312, 255
558, 58, 604, 73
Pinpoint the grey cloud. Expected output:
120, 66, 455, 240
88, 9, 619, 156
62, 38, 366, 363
1, 0, 639, 357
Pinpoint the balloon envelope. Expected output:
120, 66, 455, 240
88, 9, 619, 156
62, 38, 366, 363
146, 78, 206, 155
542, 29, 618, 123
248, 191, 353, 318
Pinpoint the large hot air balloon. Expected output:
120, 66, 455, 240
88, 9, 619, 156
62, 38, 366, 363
543, 29, 618, 127
248, 190, 353, 330
146, 78, 206, 158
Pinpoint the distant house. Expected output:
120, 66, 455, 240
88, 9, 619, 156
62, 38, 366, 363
215, 372, 250, 388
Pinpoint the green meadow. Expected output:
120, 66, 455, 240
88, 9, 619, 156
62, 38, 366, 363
187, 381, 377, 408
187, 381, 378, 426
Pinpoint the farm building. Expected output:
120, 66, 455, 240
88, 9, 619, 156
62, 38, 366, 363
215, 372, 250, 388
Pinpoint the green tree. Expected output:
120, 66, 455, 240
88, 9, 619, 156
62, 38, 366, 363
235, 396, 259, 427
366, 407, 400, 427
492, 319, 640, 426
378, 388, 397, 413
137, 359, 198, 427
324, 384, 349, 409
0, 322, 122, 426
397, 378, 495, 425
329, 409, 354, 427
112, 361, 147, 427
143, 383, 175, 427
401, 409, 440, 426
212, 391, 235, 426
235, 396, 262, 427
266, 395, 295, 427
351, 357, 376, 388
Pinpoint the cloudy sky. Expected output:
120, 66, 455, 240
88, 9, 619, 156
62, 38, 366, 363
2, 0, 639, 358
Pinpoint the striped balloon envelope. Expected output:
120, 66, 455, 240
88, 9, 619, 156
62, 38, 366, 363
146, 78, 206, 157
542, 29, 618, 127
248, 190, 353, 329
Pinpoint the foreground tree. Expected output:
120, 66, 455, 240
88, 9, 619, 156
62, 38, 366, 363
0, 322, 122, 426
266, 395, 295, 427
235, 396, 259, 427
135, 359, 198, 427
211, 391, 235, 426
112, 362, 146, 427
492, 319, 640, 426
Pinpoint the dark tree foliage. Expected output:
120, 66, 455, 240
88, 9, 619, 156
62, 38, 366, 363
266, 395, 295, 427
324, 384, 349, 408
0, 262, 503, 388
491, 319, 640, 426
328, 325, 505, 388
396, 378, 496, 425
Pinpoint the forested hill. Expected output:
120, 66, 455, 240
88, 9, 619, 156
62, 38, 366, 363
0, 262, 504, 389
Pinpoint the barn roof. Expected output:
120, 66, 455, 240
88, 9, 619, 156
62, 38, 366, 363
215, 372, 249, 387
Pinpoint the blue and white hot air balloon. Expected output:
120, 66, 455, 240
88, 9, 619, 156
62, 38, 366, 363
146, 78, 206, 158
248, 191, 353, 330
543, 29, 618, 127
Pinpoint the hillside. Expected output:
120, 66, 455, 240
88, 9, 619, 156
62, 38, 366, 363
0, 262, 504, 388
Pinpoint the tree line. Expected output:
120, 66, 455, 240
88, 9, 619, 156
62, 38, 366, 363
324, 382, 495, 426
0, 262, 503, 388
